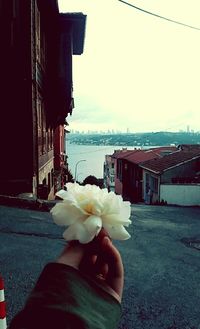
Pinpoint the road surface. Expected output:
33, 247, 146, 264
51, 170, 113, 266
0, 204, 200, 329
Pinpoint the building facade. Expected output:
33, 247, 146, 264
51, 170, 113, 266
0, 0, 86, 198
114, 147, 177, 202
104, 154, 115, 192
140, 149, 200, 205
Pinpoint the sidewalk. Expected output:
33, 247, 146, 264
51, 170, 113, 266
0, 194, 56, 212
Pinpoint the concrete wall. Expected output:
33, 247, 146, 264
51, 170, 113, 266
160, 184, 200, 206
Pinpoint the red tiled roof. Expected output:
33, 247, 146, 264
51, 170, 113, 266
115, 147, 177, 164
149, 146, 177, 153
123, 150, 160, 164
140, 150, 200, 174
111, 150, 138, 159
178, 144, 200, 150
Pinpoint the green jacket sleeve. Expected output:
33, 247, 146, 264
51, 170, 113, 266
9, 263, 121, 329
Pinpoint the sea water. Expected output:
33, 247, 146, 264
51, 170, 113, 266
66, 142, 138, 181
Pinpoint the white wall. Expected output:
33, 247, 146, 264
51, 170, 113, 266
160, 184, 200, 206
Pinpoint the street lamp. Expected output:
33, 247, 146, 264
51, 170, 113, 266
77, 173, 83, 182
75, 160, 86, 182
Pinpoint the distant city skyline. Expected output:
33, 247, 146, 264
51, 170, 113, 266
59, 0, 200, 133
69, 125, 199, 135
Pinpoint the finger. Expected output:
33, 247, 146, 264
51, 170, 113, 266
93, 256, 108, 278
95, 227, 110, 241
79, 228, 109, 274
101, 238, 123, 277
81, 229, 112, 279
101, 237, 124, 299
87, 228, 110, 253
79, 253, 97, 275
82, 229, 110, 277
56, 241, 85, 269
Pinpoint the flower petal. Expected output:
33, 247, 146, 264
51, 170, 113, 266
79, 199, 103, 216
102, 192, 127, 216
53, 182, 132, 242
83, 215, 102, 235
119, 201, 131, 220
102, 214, 131, 226
103, 223, 131, 240
63, 222, 95, 244
55, 189, 69, 200
51, 202, 84, 226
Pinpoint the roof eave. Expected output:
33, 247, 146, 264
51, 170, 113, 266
140, 166, 160, 175
140, 154, 200, 174
37, 0, 59, 14
60, 13, 87, 55
162, 154, 200, 173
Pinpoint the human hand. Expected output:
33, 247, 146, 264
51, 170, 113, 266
56, 229, 124, 302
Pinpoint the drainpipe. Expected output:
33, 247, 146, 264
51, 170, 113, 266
158, 175, 161, 202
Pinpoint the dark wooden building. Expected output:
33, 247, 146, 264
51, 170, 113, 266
0, 0, 86, 198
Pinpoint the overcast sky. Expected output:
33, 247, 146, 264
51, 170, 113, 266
58, 0, 200, 133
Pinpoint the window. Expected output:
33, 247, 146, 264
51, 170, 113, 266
13, 0, 17, 18
40, 31, 46, 69
145, 173, 150, 193
35, 3, 41, 62
117, 160, 122, 181
37, 92, 42, 156
42, 106, 47, 154
151, 176, 158, 193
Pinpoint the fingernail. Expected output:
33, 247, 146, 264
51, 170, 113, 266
103, 236, 110, 246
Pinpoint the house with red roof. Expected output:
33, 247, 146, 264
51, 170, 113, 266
104, 149, 135, 194
113, 146, 177, 202
140, 148, 200, 206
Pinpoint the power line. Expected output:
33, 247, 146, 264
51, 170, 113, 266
118, 0, 200, 31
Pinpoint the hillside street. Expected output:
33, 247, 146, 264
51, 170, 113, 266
0, 204, 200, 329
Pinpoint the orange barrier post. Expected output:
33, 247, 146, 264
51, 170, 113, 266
0, 275, 6, 329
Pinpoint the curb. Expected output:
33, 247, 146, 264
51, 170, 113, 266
0, 195, 57, 212
0, 274, 6, 329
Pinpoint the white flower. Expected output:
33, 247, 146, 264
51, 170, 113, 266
50, 183, 132, 244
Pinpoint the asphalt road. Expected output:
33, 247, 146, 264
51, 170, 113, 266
0, 204, 200, 329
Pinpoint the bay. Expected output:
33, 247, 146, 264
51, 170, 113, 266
66, 142, 138, 182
